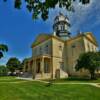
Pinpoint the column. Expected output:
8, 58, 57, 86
41, 57, 44, 78
33, 59, 36, 79
29, 60, 32, 73
50, 58, 53, 79
23, 63, 26, 72
28, 61, 30, 72
32, 60, 34, 74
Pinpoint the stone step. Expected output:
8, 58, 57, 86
35, 74, 42, 79
22, 72, 32, 78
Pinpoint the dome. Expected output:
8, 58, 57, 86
54, 12, 70, 27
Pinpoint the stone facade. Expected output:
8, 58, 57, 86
23, 33, 98, 79
23, 14, 98, 79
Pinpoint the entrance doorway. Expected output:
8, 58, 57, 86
55, 69, 60, 79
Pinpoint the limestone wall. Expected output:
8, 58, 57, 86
83, 37, 97, 52
52, 38, 68, 78
32, 39, 52, 57
66, 37, 85, 75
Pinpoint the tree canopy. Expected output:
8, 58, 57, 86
6, 57, 21, 72
3, 0, 90, 20
20, 58, 29, 71
0, 44, 8, 59
75, 52, 100, 79
0, 65, 8, 76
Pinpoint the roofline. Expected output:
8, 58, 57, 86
66, 34, 83, 42
31, 37, 51, 48
31, 34, 65, 48
66, 33, 98, 46
31, 32, 98, 48
85, 32, 98, 46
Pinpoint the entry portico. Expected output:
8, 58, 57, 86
24, 55, 52, 79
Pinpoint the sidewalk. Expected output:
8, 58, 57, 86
16, 77, 100, 88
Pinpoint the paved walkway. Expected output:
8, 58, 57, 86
16, 77, 100, 88
54, 82, 100, 88
0, 81, 28, 84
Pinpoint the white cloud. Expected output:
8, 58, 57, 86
68, 0, 100, 33
43, 0, 100, 35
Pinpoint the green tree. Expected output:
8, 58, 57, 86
20, 58, 29, 71
3, 0, 90, 21
96, 51, 100, 70
0, 65, 8, 76
97, 51, 100, 57
6, 57, 21, 72
0, 44, 8, 59
75, 52, 100, 79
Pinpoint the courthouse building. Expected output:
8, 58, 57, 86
23, 13, 98, 79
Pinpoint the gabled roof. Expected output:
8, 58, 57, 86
31, 34, 52, 48
85, 32, 98, 46
66, 32, 98, 46
31, 33, 65, 48
31, 32, 98, 48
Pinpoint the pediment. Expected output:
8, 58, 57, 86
85, 32, 98, 46
31, 34, 51, 47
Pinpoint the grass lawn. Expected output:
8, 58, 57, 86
46, 77, 100, 83
0, 77, 100, 100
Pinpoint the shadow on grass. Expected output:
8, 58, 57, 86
66, 77, 91, 81
44, 76, 100, 83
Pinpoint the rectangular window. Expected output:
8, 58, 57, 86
44, 61, 50, 73
45, 45, 49, 54
88, 43, 90, 51
71, 44, 76, 56
34, 48, 37, 56
59, 44, 62, 51
61, 25, 64, 31
60, 62, 64, 70
92, 46, 94, 52
40, 47, 42, 55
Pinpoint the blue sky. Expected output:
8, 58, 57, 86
0, 0, 100, 65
